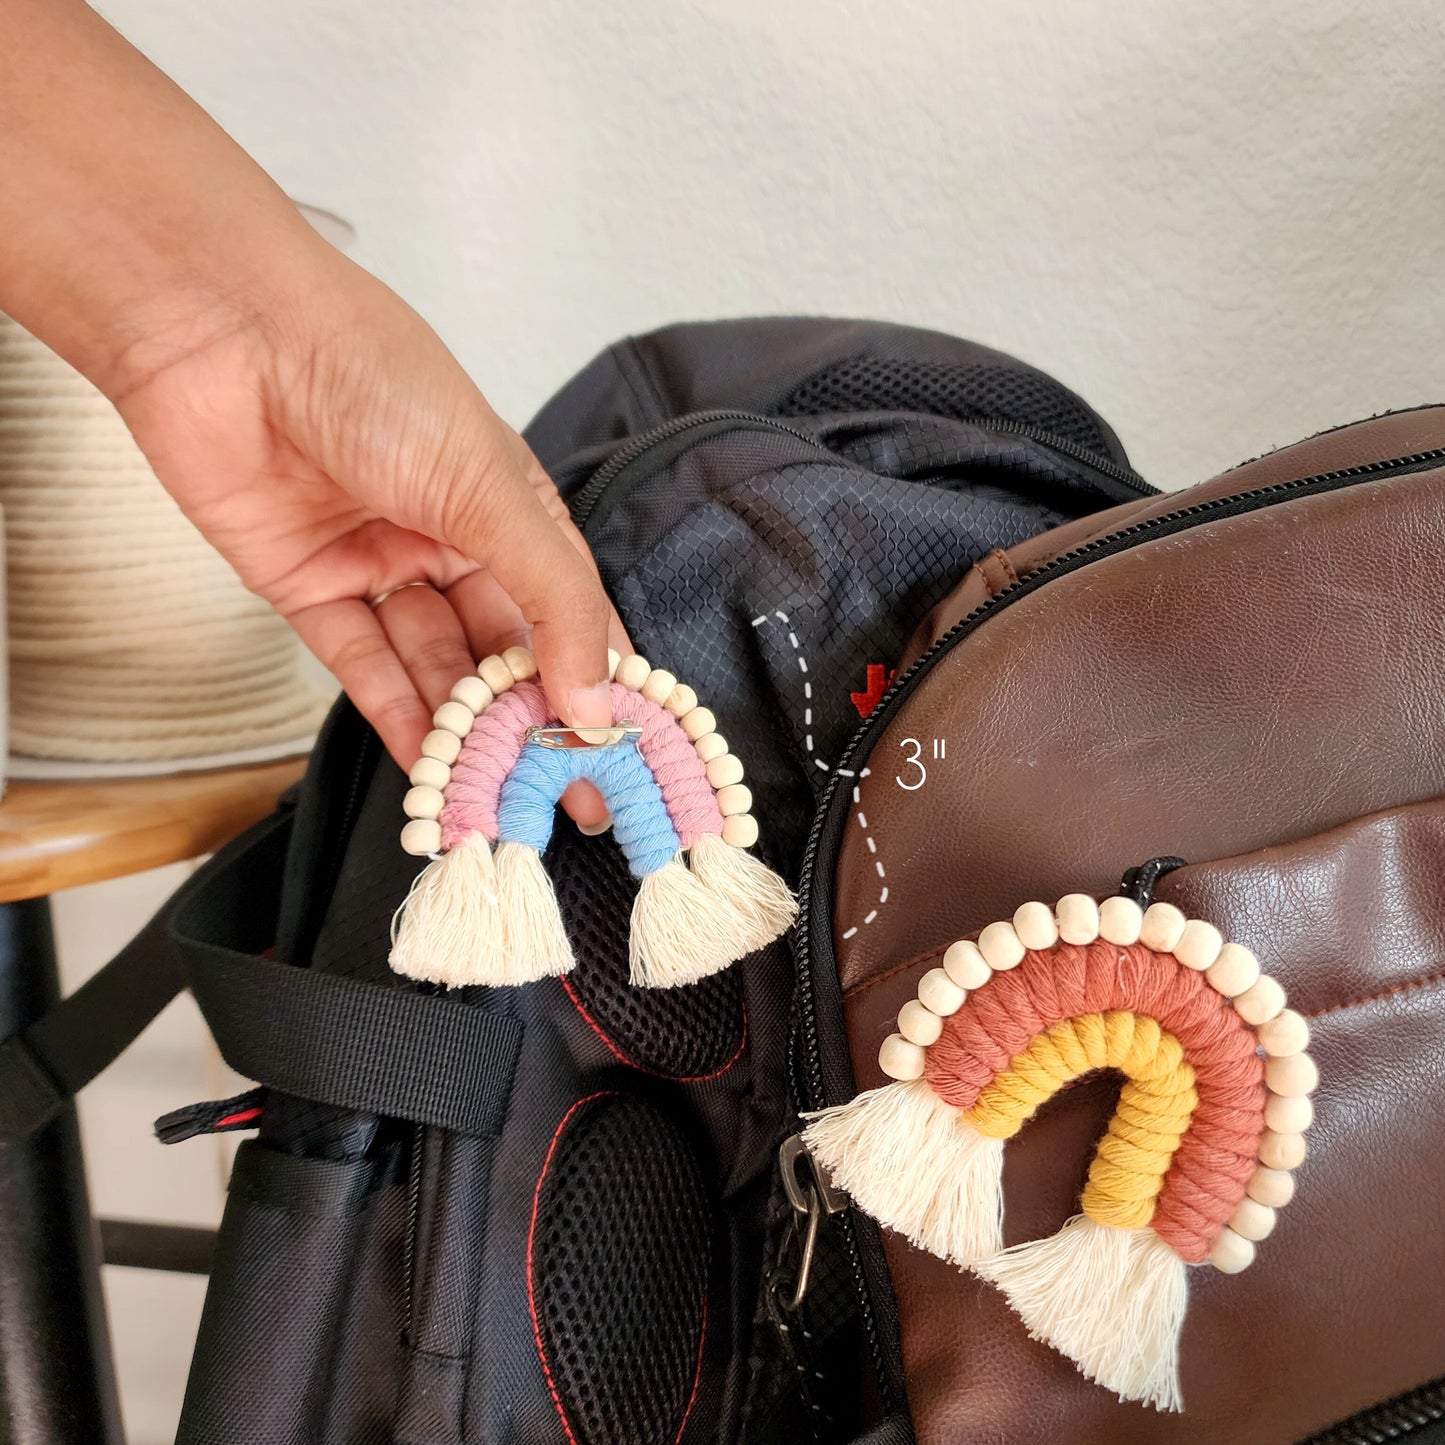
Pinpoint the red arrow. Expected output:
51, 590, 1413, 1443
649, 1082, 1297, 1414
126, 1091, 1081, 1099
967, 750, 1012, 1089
850, 663, 895, 719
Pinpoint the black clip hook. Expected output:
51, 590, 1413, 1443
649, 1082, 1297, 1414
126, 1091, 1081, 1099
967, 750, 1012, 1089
1118, 855, 1188, 909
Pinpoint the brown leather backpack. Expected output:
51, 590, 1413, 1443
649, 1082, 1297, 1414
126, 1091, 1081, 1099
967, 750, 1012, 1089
793, 408, 1445, 1443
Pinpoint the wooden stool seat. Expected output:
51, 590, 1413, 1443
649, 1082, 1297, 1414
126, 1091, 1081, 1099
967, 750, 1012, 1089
0, 758, 307, 903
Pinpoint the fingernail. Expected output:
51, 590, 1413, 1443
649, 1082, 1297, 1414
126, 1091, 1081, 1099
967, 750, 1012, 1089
568, 683, 614, 745
577, 815, 613, 836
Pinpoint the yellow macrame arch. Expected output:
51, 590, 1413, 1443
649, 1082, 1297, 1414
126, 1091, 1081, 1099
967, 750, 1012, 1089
966, 1011, 1198, 1231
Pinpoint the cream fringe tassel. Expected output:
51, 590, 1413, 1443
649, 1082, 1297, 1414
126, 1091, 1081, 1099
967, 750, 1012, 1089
389, 834, 507, 986
392, 830, 798, 992
976, 1215, 1187, 1412
687, 833, 798, 954
629, 853, 740, 987
803, 1080, 1005, 1267
389, 837, 576, 987
494, 841, 576, 982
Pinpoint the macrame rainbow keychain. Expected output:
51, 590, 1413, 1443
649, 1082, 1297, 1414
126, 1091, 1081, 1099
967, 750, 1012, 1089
390, 646, 796, 989
803, 888, 1317, 1413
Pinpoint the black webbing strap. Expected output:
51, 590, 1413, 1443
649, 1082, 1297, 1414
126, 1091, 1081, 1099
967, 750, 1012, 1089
0, 807, 285, 1140
176, 809, 524, 1137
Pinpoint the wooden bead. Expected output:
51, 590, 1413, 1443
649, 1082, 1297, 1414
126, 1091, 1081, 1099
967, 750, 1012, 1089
680, 707, 717, 741
706, 755, 745, 788
640, 669, 677, 706
665, 683, 698, 717
1207, 1227, 1255, 1274
720, 814, 759, 848
1013, 901, 1058, 952
1259, 1130, 1308, 1170
1264, 1092, 1314, 1134
1257, 1008, 1310, 1057
502, 646, 537, 681
1205, 942, 1260, 998
878, 1033, 926, 1081
409, 756, 451, 790
403, 785, 444, 820
917, 966, 966, 1017
450, 675, 494, 713
978, 921, 1025, 971
1264, 1051, 1318, 1097
1098, 895, 1144, 946
716, 783, 752, 816
477, 655, 514, 694
1055, 894, 1100, 946
898, 998, 944, 1046
1174, 919, 1224, 971
400, 819, 442, 856
1233, 974, 1286, 1026
1229, 1198, 1277, 1242
1139, 902, 1187, 953
943, 939, 991, 989
615, 654, 652, 691
421, 729, 462, 765
607, 648, 622, 680
1246, 1165, 1296, 1209
432, 701, 475, 737
694, 732, 728, 763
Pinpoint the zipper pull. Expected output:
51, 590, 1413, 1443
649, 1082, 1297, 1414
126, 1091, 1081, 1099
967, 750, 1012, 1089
154, 1086, 266, 1144
775, 1133, 850, 1310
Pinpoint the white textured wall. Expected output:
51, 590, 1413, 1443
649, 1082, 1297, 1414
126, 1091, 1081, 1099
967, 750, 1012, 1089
92, 0, 1445, 488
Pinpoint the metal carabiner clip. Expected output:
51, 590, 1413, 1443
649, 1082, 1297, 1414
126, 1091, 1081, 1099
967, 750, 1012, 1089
776, 1134, 850, 1310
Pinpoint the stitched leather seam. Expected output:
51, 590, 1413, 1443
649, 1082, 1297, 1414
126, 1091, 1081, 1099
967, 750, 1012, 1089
842, 946, 947, 999
989, 547, 1020, 587
1304, 965, 1445, 1018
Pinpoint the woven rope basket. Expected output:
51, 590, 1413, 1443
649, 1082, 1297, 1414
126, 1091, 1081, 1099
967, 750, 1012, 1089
0, 313, 330, 770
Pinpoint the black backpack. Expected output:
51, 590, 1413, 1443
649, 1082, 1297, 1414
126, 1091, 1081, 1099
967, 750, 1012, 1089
161, 316, 1154, 1443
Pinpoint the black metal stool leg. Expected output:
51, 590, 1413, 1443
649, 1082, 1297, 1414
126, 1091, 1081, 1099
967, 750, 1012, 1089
0, 897, 123, 1444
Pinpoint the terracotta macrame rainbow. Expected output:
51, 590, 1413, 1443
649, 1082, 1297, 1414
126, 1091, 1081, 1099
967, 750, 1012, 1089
390, 647, 796, 989
802, 892, 1317, 1413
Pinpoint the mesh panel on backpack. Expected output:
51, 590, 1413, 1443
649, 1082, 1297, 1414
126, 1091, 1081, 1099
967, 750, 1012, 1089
773, 355, 1113, 457
530, 1093, 711, 1445
546, 821, 745, 1078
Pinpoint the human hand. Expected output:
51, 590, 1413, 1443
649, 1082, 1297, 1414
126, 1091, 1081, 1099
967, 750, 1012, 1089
110, 260, 628, 824
0, 0, 625, 823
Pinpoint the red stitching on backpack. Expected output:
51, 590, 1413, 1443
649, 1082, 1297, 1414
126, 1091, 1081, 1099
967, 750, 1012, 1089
213, 1106, 263, 1129
526, 1090, 713, 1444
527, 1091, 615, 1445
674, 1294, 708, 1445
558, 976, 749, 1084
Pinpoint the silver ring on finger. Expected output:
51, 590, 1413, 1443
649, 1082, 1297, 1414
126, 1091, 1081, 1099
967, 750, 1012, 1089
367, 580, 433, 610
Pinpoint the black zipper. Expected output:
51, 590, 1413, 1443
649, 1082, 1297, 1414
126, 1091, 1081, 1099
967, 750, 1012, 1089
403, 1121, 426, 1336
979, 415, 1154, 498
790, 444, 1445, 1420
1303, 1376, 1445, 1444
571, 410, 826, 530
570, 407, 1155, 534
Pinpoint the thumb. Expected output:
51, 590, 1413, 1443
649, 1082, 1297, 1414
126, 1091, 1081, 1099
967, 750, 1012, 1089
440, 421, 613, 734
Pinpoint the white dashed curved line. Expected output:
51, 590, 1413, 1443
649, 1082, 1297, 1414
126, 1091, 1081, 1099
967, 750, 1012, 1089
752, 609, 830, 772
749, 610, 886, 934
840, 772, 885, 938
